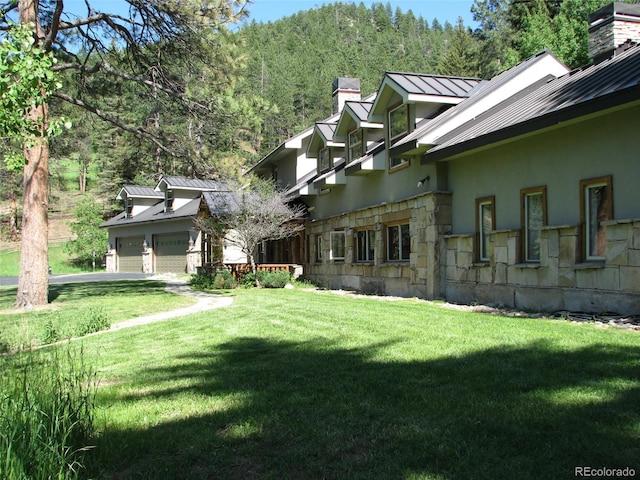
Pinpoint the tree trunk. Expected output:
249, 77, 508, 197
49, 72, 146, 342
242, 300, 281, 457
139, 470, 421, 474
79, 159, 87, 193
15, 0, 50, 308
9, 189, 19, 242
16, 134, 50, 308
248, 252, 260, 287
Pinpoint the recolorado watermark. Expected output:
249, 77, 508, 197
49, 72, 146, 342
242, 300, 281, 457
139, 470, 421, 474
575, 466, 637, 477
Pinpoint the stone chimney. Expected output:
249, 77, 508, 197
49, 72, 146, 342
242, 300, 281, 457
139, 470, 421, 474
589, 2, 640, 64
332, 77, 361, 114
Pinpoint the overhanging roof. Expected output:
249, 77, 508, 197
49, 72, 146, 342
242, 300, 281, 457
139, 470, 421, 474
370, 71, 482, 119
101, 197, 200, 228
116, 185, 163, 200
423, 44, 640, 163
155, 176, 225, 192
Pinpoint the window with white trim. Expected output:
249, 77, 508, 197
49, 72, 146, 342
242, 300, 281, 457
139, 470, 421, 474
581, 176, 612, 261
348, 128, 364, 162
476, 196, 494, 262
521, 187, 546, 262
330, 231, 346, 261
319, 147, 331, 173
386, 223, 410, 262
356, 229, 375, 263
164, 190, 174, 212
388, 104, 408, 142
125, 197, 133, 218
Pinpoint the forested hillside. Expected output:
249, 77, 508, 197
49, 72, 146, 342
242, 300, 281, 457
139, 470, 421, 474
1, 0, 635, 237
238, 2, 457, 151
237, 0, 637, 155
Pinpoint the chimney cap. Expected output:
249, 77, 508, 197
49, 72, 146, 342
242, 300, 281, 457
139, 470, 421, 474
332, 77, 361, 94
589, 2, 640, 29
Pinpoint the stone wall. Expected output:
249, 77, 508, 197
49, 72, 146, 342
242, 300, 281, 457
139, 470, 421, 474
444, 219, 640, 315
589, 17, 640, 60
304, 192, 451, 298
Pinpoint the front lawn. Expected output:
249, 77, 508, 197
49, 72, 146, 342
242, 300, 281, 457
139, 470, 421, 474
69, 288, 640, 479
0, 281, 196, 353
0, 244, 95, 277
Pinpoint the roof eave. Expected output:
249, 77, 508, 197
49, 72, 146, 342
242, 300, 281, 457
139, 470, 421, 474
422, 86, 640, 164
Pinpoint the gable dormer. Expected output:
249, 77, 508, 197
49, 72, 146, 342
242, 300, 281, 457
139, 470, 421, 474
335, 99, 383, 164
369, 71, 483, 171
155, 176, 223, 213
389, 51, 569, 159
307, 123, 344, 174
116, 185, 163, 218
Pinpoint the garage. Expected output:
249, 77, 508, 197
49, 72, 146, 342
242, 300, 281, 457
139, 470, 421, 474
154, 232, 189, 273
117, 236, 144, 272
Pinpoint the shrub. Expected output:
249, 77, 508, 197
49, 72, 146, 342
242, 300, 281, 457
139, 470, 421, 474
189, 270, 215, 290
190, 268, 237, 290
241, 270, 291, 288
0, 347, 97, 480
213, 269, 237, 289
261, 270, 291, 288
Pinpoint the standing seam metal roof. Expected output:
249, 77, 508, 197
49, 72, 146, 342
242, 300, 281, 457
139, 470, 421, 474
121, 185, 163, 197
345, 101, 374, 122
427, 44, 640, 159
386, 72, 481, 98
159, 176, 226, 190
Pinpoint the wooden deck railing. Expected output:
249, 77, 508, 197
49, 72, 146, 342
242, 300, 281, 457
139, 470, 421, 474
199, 263, 302, 279
229, 263, 300, 279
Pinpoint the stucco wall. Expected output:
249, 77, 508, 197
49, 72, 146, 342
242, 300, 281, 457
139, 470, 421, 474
447, 104, 640, 233
306, 158, 439, 220
440, 103, 640, 314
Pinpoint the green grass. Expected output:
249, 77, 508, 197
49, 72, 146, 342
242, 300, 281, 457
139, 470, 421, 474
0, 281, 196, 353
0, 244, 94, 276
25, 287, 635, 480
0, 346, 97, 480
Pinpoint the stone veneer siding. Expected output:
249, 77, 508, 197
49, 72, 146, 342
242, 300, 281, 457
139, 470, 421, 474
304, 192, 452, 298
444, 219, 640, 315
588, 16, 640, 60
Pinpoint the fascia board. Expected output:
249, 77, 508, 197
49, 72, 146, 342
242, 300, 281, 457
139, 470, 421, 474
406, 93, 465, 104
416, 56, 569, 147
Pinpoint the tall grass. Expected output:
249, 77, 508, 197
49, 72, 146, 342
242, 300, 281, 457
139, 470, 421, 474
0, 346, 98, 480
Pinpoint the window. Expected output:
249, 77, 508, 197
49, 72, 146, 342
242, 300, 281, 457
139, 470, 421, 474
580, 176, 612, 260
388, 104, 408, 142
348, 128, 364, 162
521, 187, 547, 262
389, 156, 409, 170
125, 197, 133, 218
356, 229, 375, 262
316, 235, 323, 262
386, 223, 410, 261
319, 147, 331, 173
476, 196, 495, 262
330, 231, 346, 260
164, 190, 174, 212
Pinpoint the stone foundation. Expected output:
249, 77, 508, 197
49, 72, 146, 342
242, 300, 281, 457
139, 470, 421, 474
444, 219, 640, 315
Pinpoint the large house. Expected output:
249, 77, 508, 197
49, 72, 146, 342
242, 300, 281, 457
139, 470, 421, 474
101, 176, 246, 274
250, 2, 640, 315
